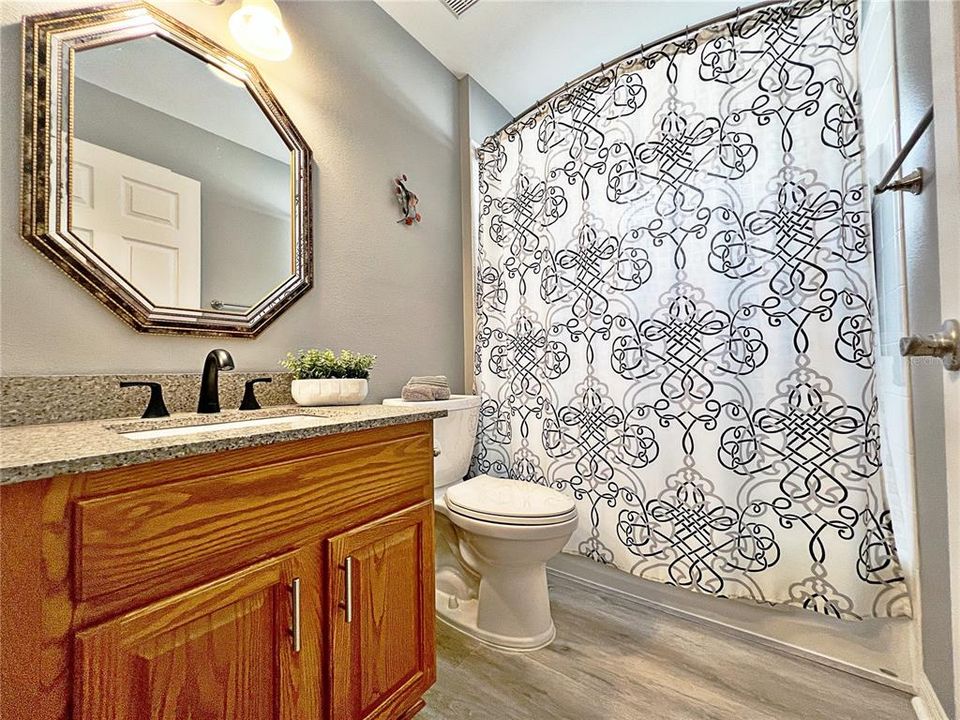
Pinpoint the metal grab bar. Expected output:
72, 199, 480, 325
874, 107, 933, 195
210, 299, 251, 311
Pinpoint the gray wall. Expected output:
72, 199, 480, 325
74, 79, 292, 309
466, 76, 512, 144
0, 0, 464, 401
457, 75, 511, 388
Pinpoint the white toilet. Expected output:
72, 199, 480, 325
382, 394, 577, 651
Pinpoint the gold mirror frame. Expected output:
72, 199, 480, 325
21, 2, 313, 337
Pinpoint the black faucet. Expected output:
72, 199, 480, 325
197, 349, 235, 414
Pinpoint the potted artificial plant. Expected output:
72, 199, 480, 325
281, 349, 376, 406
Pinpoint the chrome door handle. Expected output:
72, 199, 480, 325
290, 577, 301, 652
900, 319, 960, 371
343, 556, 353, 623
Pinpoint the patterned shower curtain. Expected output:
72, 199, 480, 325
473, 0, 910, 619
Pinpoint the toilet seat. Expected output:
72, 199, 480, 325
444, 475, 576, 526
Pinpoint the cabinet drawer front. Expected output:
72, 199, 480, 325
74, 433, 432, 603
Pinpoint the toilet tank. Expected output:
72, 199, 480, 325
382, 395, 481, 489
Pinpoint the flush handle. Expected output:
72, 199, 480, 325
899, 319, 960, 371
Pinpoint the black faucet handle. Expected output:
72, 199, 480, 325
239, 377, 273, 411
120, 381, 170, 419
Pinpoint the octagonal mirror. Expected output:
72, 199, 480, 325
21, 2, 312, 336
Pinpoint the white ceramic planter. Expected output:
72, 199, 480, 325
291, 378, 369, 406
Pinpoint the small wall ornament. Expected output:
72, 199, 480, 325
394, 174, 421, 225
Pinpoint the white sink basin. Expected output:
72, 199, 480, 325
120, 414, 322, 441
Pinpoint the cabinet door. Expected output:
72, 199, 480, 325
328, 501, 435, 720
74, 544, 323, 720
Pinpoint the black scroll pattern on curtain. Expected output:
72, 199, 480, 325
473, 0, 908, 620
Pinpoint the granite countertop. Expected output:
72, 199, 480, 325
0, 405, 446, 485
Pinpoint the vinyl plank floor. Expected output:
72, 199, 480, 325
421, 576, 915, 720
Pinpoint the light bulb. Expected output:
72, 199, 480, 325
229, 0, 292, 62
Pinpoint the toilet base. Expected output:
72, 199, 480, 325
435, 589, 556, 652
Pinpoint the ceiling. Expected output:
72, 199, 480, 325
374, 0, 739, 115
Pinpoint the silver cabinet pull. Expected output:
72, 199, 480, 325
344, 556, 353, 623
900, 319, 960, 371
290, 577, 301, 652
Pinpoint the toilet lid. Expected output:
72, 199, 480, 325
444, 475, 577, 526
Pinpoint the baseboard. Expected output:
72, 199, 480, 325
912, 672, 951, 720
546, 557, 916, 694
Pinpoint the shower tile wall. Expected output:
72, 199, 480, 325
862, 0, 956, 715
861, 0, 919, 605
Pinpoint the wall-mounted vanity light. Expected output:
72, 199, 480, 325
229, 0, 292, 61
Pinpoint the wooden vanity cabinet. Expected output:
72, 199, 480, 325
0, 421, 437, 720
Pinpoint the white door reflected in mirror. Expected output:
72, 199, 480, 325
71, 139, 201, 308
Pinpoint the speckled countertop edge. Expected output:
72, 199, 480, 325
0, 405, 445, 485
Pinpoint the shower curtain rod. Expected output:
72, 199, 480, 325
492, 0, 789, 137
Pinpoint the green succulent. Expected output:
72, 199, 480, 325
280, 349, 377, 380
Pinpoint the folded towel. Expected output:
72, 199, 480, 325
401, 375, 451, 401
408, 375, 449, 388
